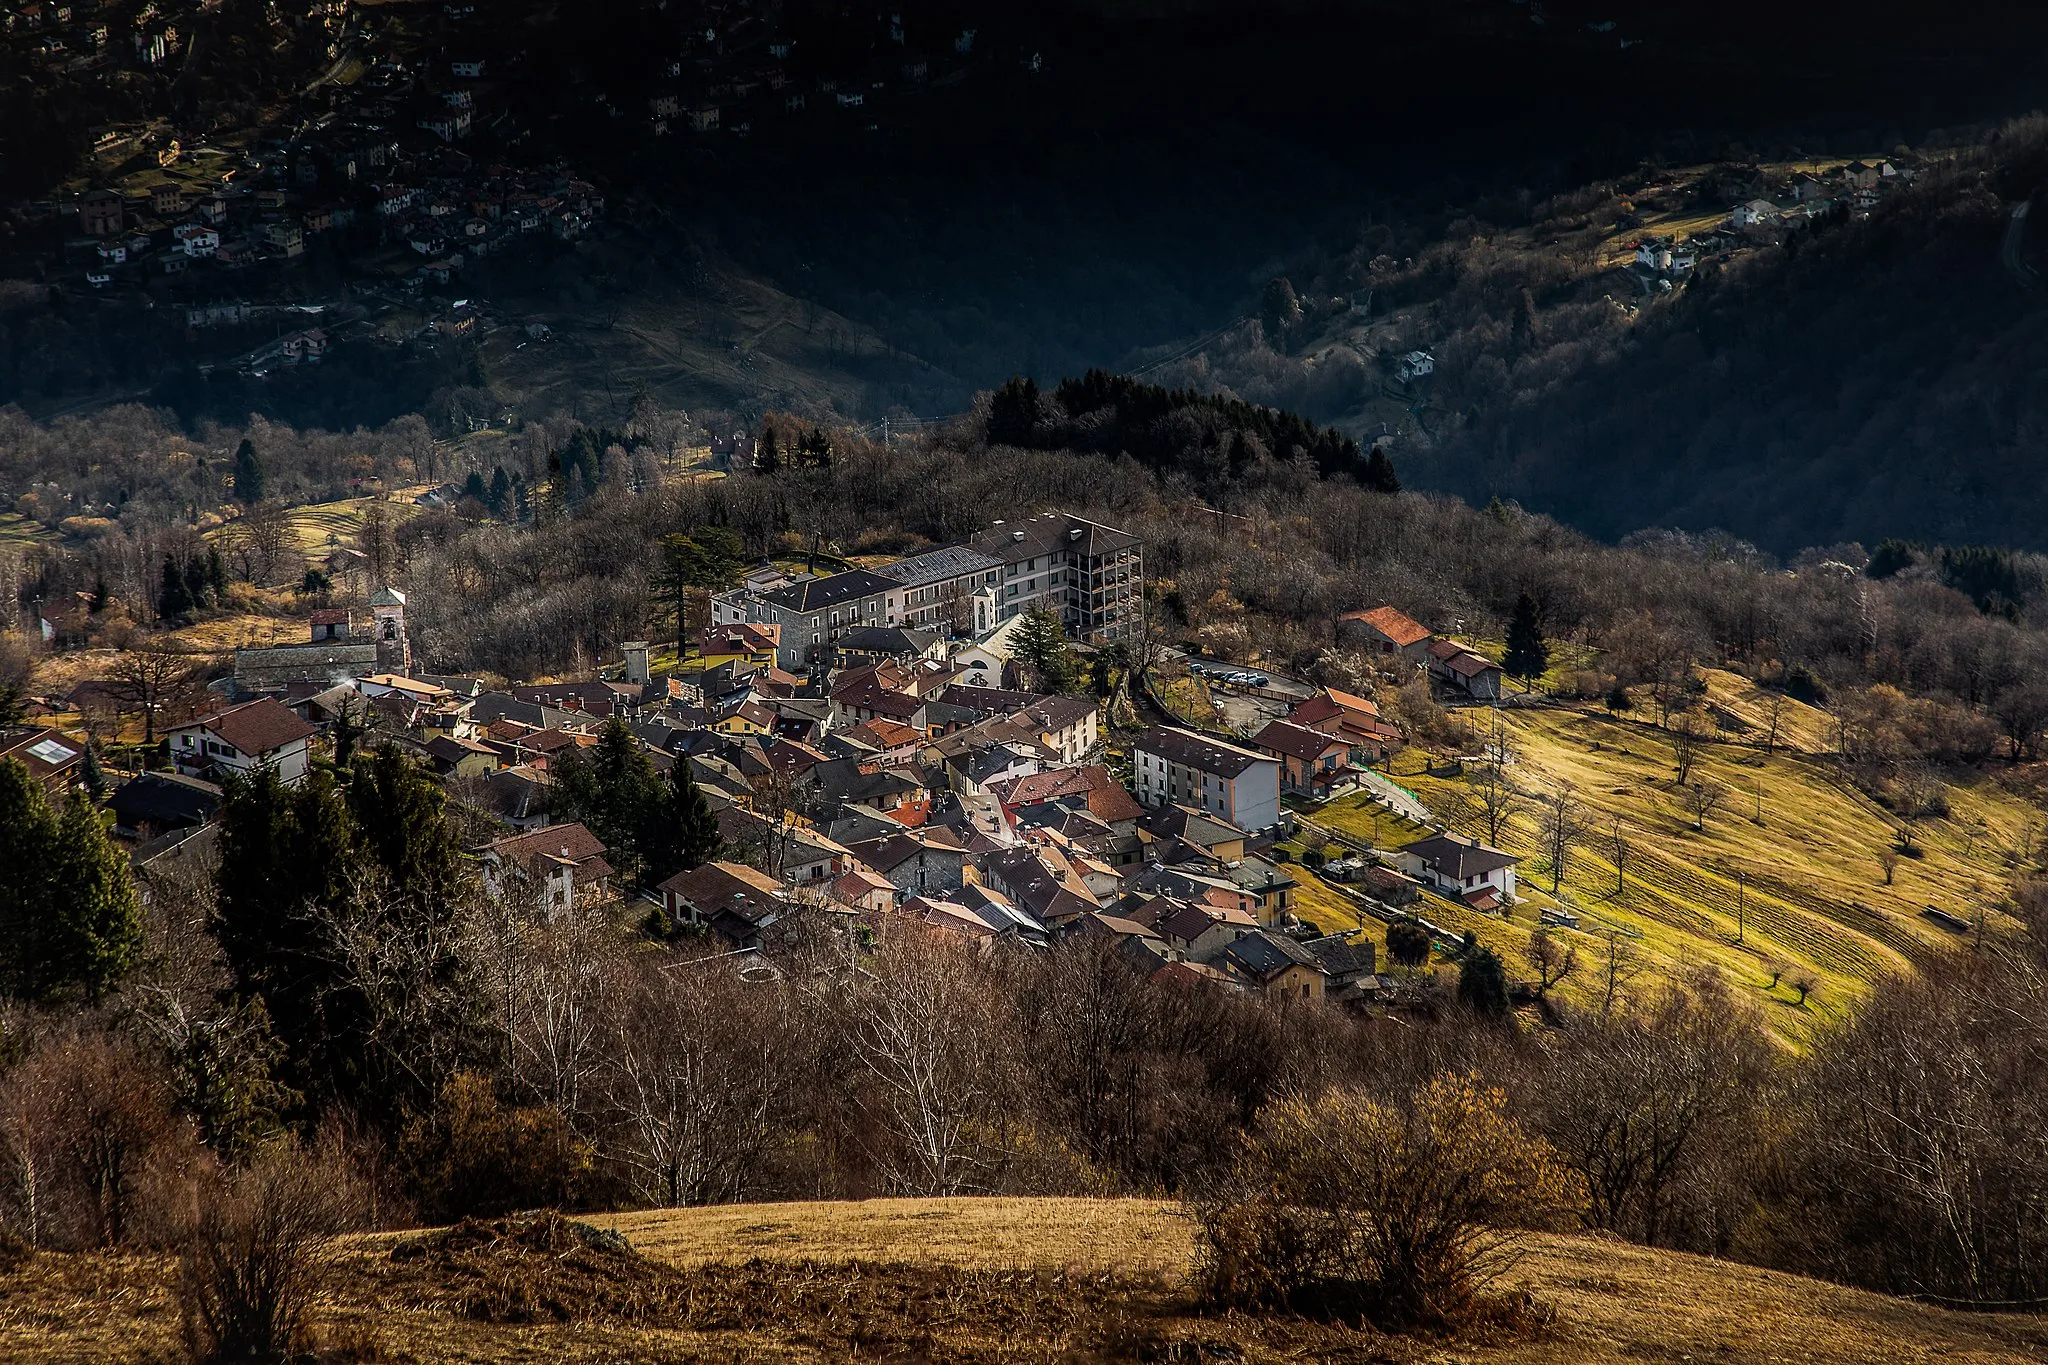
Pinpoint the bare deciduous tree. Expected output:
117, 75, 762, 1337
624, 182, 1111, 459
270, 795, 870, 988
1540, 782, 1588, 893
1608, 816, 1631, 896
107, 635, 203, 745
1524, 929, 1580, 1001
1683, 780, 1726, 833
610, 960, 796, 1207
842, 921, 1010, 1196
1597, 930, 1643, 1020
1669, 710, 1705, 786
1469, 753, 1525, 849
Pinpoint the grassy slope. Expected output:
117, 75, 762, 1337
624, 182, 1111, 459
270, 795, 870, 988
1308, 673, 2038, 1043
8, 1198, 2045, 1364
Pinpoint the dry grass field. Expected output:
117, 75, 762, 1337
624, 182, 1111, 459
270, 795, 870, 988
1307, 678, 2040, 1043
4, 1198, 2044, 1364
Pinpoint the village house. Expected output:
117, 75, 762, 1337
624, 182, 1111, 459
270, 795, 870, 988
1397, 833, 1519, 910
1131, 725, 1282, 833
1250, 718, 1352, 796
107, 771, 222, 842
0, 726, 85, 794
1215, 930, 1326, 1000
476, 823, 613, 916
1287, 688, 1402, 763
1426, 639, 1505, 701
1732, 199, 1780, 228
655, 859, 790, 944
1340, 605, 1435, 663
168, 699, 317, 787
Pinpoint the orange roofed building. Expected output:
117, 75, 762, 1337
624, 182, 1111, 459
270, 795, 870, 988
1339, 605, 1434, 663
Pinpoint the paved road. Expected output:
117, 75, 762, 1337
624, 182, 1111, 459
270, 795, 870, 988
1350, 768, 1435, 825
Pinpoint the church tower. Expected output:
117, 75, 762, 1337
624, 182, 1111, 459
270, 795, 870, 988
369, 586, 410, 674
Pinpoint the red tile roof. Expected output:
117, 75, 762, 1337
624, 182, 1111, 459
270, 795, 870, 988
192, 698, 316, 756
1343, 605, 1432, 647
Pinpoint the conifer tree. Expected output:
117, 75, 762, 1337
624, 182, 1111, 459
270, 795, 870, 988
643, 757, 723, 890
88, 575, 109, 613
487, 465, 511, 515
184, 555, 211, 609
0, 760, 141, 1002
49, 793, 143, 1002
755, 426, 781, 474
206, 544, 229, 602
1363, 443, 1402, 494
233, 438, 266, 504
157, 554, 193, 620
553, 717, 664, 883
1012, 609, 1079, 693
79, 742, 108, 800
347, 744, 473, 924
1503, 592, 1549, 687
0, 759, 59, 997
213, 768, 360, 1104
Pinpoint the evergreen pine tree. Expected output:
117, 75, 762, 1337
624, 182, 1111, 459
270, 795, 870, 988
987, 377, 1040, 448
1012, 609, 1078, 693
88, 575, 109, 613
233, 438, 267, 504
462, 471, 487, 503
346, 744, 473, 923
0, 759, 59, 998
1502, 592, 1549, 687
184, 555, 211, 609
642, 758, 724, 891
79, 742, 108, 800
554, 717, 664, 883
755, 427, 781, 474
157, 554, 193, 620
213, 768, 360, 1105
49, 794, 143, 1002
1363, 443, 1402, 494
206, 544, 228, 601
487, 466, 511, 515
1457, 946, 1511, 1017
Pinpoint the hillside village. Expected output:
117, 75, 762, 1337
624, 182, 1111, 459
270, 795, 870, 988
2, 497, 1568, 1012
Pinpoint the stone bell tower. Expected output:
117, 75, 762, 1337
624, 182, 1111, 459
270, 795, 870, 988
369, 586, 410, 674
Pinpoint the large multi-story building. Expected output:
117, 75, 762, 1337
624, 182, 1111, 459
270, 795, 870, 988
1131, 725, 1281, 834
969, 511, 1143, 646
713, 512, 1144, 666
868, 544, 1003, 635
713, 568, 901, 670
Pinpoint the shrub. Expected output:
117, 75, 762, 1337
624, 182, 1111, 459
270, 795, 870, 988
1190, 1077, 1570, 1332
399, 1072, 590, 1223
178, 1142, 361, 1364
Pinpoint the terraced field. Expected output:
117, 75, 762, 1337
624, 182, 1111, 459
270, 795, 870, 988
1305, 691, 2038, 1041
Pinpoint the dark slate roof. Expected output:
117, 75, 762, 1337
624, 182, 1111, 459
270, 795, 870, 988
109, 771, 222, 830
938, 685, 1049, 717
1402, 834, 1518, 878
970, 512, 1139, 563
1304, 934, 1377, 979
869, 544, 1002, 587
761, 569, 898, 613
1223, 931, 1323, 981
1135, 725, 1270, 779
835, 625, 942, 657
